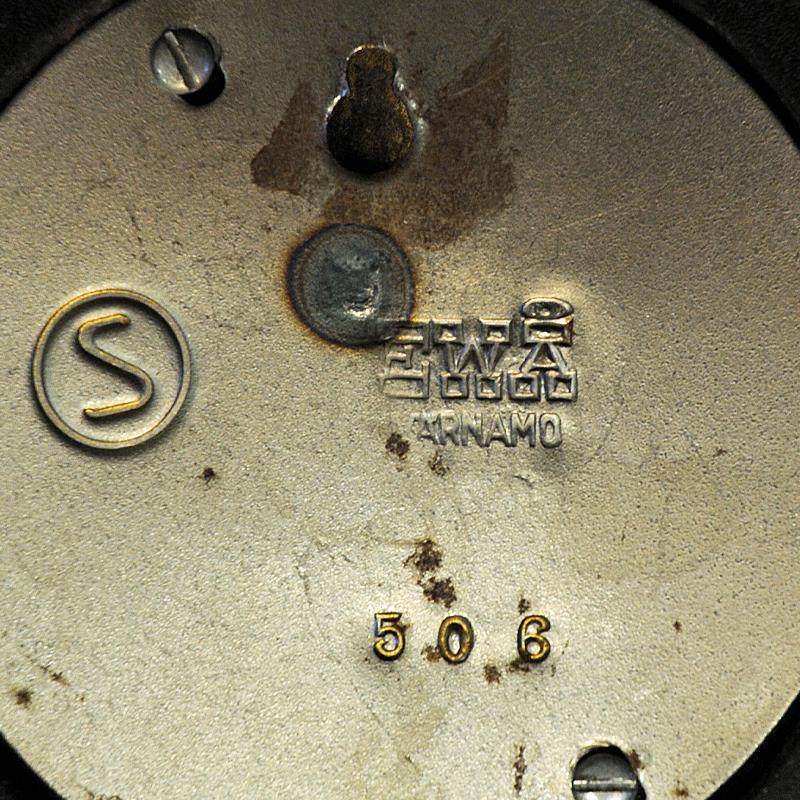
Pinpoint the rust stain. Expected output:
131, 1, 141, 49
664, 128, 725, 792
428, 449, 449, 476
201, 466, 217, 484
13, 688, 32, 708
33, 660, 70, 687
404, 538, 442, 574
251, 82, 321, 196
673, 782, 690, 798
674, 620, 683, 633
421, 576, 457, 608
48, 670, 69, 687
404, 538, 457, 607
517, 596, 531, 614
629, 749, 644, 771
507, 656, 531, 674
386, 432, 410, 460
323, 34, 513, 248
513, 745, 527, 795
422, 644, 441, 663
483, 662, 502, 685
251, 35, 513, 250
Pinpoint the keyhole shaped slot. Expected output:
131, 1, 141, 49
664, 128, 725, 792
327, 45, 414, 175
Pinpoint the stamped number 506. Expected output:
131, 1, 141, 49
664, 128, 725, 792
373, 611, 551, 665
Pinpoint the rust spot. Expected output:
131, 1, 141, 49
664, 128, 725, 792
674, 620, 683, 633
507, 656, 528, 674
513, 745, 527, 795
13, 688, 32, 708
201, 466, 216, 484
714, 447, 728, 457
30, 658, 70, 687
421, 576, 457, 608
428, 449, 449, 477
323, 34, 512, 248
483, 662, 501, 685
386, 432, 410, 460
517, 596, 531, 615
629, 749, 644, 771
404, 538, 442, 574
405, 538, 456, 607
422, 644, 441, 663
49, 670, 69, 687
673, 782, 689, 798
251, 82, 321, 195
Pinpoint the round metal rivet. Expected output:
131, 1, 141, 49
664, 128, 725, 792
287, 223, 414, 347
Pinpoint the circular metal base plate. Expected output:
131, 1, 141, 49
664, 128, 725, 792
0, 1, 798, 798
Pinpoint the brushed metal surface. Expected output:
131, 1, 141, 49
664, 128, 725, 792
0, 1, 798, 798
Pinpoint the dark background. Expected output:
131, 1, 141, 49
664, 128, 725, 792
0, 1, 798, 797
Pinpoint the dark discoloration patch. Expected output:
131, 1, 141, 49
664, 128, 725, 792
404, 538, 442, 574
714, 447, 728, 457
252, 37, 513, 251
421, 576, 457, 608
674, 620, 683, 633
673, 782, 689, 798
422, 644, 441, 663
201, 466, 216, 484
428, 449, 449, 476
518, 596, 531, 615
513, 745, 527, 795
483, 662, 501, 685
386, 432, 410, 460
251, 82, 321, 195
13, 688, 32, 708
323, 34, 513, 248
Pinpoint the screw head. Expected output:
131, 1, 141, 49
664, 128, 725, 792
572, 749, 643, 800
150, 29, 216, 95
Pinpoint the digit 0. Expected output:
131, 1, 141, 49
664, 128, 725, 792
437, 615, 474, 664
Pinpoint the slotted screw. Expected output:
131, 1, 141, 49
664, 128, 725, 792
150, 29, 216, 96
